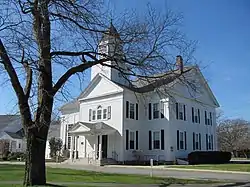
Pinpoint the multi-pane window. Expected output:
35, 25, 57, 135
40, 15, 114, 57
103, 109, 107, 119
97, 109, 102, 120
153, 103, 159, 119
129, 131, 135, 149
205, 111, 213, 125
130, 103, 135, 119
153, 131, 160, 149
126, 101, 138, 120
193, 132, 201, 150
149, 101, 164, 120
177, 130, 187, 150
176, 103, 186, 121
195, 134, 199, 149
206, 134, 213, 150
89, 106, 111, 121
192, 107, 200, 123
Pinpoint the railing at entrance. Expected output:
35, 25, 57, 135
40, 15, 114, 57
87, 151, 96, 164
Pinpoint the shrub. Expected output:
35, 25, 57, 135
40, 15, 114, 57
49, 137, 63, 159
188, 151, 231, 165
7, 152, 26, 161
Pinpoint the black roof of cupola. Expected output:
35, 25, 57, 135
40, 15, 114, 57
101, 22, 121, 41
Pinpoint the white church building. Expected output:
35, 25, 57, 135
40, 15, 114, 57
59, 24, 219, 165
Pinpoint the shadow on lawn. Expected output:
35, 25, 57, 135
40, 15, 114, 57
216, 182, 250, 187
46, 183, 67, 187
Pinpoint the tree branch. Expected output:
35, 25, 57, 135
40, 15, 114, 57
0, 39, 25, 100
52, 58, 109, 95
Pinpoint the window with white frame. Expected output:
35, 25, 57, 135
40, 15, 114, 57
103, 109, 107, 119
176, 103, 186, 121
153, 103, 159, 119
130, 103, 135, 119
193, 132, 201, 150
153, 131, 160, 149
192, 107, 200, 123
195, 134, 199, 149
205, 111, 212, 125
206, 134, 213, 150
129, 131, 135, 149
97, 109, 102, 120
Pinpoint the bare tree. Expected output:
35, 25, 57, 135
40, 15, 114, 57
0, 0, 196, 185
217, 119, 250, 156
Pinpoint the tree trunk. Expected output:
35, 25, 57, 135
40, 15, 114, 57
24, 131, 47, 186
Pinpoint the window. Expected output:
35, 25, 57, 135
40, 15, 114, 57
195, 134, 199, 149
176, 103, 186, 121
193, 132, 202, 150
206, 134, 213, 150
129, 131, 135, 149
153, 103, 159, 119
192, 107, 200, 123
126, 101, 137, 120
130, 103, 135, 119
92, 110, 96, 120
97, 109, 102, 120
153, 131, 160, 149
177, 130, 187, 150
103, 109, 107, 119
18, 143, 21, 149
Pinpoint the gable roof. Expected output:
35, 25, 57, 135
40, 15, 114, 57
4, 131, 23, 139
0, 115, 21, 132
77, 73, 123, 101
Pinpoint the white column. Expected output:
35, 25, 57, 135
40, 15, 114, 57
99, 135, 102, 161
94, 136, 97, 160
71, 135, 75, 161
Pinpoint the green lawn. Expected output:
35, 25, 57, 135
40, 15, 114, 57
170, 164, 250, 172
0, 164, 219, 186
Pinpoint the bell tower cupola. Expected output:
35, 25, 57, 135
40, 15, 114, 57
91, 22, 129, 85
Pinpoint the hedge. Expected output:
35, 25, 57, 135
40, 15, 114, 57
188, 151, 231, 165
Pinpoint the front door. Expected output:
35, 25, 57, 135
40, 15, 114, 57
101, 135, 108, 158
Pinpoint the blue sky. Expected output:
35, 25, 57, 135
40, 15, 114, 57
0, 0, 249, 120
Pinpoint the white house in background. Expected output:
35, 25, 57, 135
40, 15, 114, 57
59, 24, 220, 165
0, 115, 60, 159
0, 115, 26, 153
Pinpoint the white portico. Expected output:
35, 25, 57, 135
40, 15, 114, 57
68, 121, 118, 164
